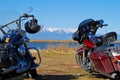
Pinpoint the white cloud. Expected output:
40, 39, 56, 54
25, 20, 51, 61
41, 27, 77, 33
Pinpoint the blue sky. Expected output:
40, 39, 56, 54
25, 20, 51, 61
0, 0, 120, 34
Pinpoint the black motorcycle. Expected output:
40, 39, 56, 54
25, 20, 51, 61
0, 13, 41, 79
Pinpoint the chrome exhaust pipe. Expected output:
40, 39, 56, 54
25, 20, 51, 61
111, 73, 120, 79
1, 66, 17, 74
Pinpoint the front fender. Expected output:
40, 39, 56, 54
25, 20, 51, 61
76, 47, 83, 55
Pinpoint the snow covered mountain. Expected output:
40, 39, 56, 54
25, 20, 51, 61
27, 27, 76, 40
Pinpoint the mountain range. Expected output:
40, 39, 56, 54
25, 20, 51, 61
27, 27, 75, 40
27, 27, 120, 40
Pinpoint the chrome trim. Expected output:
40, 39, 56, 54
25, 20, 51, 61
27, 47, 41, 68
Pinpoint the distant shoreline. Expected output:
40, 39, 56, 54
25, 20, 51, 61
30, 40, 76, 42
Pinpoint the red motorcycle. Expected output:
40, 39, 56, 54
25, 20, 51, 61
73, 18, 120, 80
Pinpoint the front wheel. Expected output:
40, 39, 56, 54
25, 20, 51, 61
75, 53, 84, 66
75, 53, 94, 72
30, 69, 38, 79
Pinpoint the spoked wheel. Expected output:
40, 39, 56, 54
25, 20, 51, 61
75, 53, 83, 66
75, 53, 94, 72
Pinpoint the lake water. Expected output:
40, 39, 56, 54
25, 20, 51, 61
27, 42, 79, 50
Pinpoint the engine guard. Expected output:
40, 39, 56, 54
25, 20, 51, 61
27, 47, 41, 69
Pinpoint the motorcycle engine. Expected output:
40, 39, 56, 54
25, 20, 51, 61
0, 43, 11, 68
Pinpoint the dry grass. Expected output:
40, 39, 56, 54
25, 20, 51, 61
8, 43, 109, 80
38, 46, 109, 80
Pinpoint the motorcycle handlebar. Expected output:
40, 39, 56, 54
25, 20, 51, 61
0, 13, 34, 29
0, 13, 35, 34
96, 24, 108, 28
20, 13, 34, 19
18, 13, 35, 29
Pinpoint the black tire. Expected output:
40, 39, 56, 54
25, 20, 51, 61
75, 53, 94, 72
30, 69, 38, 79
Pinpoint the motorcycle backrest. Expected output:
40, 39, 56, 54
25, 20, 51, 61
102, 32, 117, 45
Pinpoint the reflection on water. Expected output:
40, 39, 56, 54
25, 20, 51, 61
27, 42, 79, 50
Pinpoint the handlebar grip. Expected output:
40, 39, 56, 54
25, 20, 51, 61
22, 13, 34, 18
102, 24, 108, 26
98, 24, 108, 28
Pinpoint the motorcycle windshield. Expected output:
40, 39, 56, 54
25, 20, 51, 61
78, 18, 94, 30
